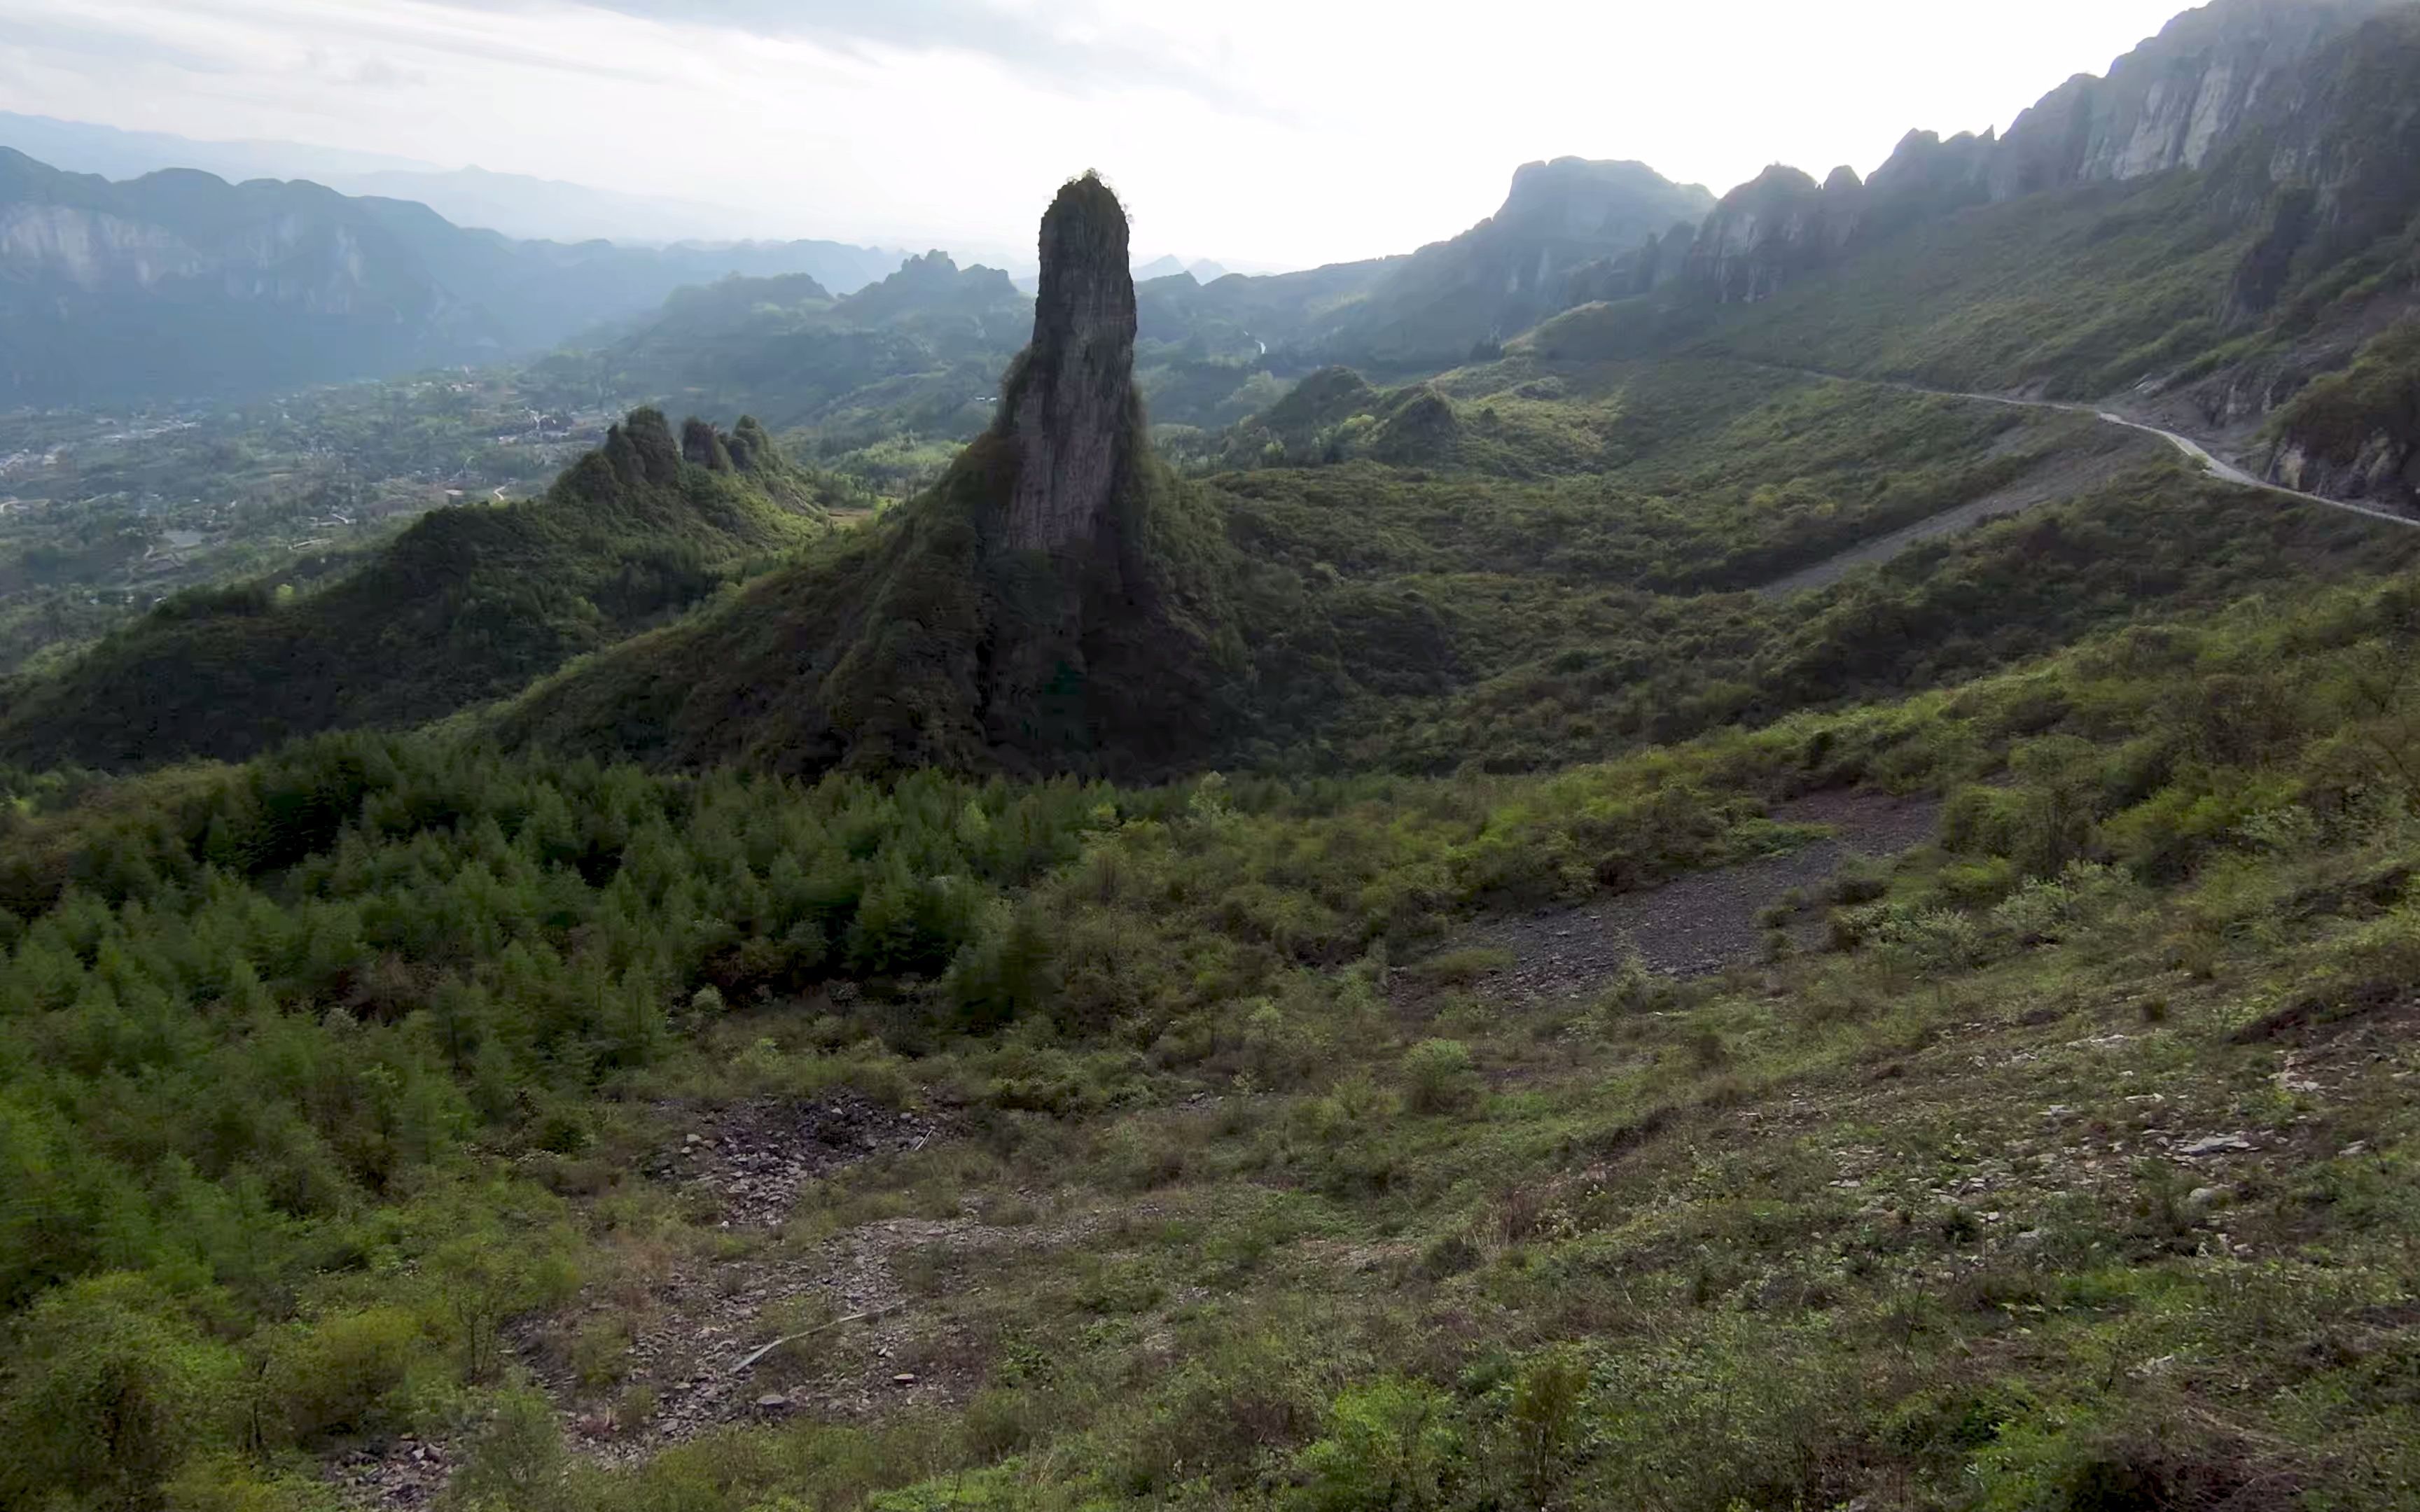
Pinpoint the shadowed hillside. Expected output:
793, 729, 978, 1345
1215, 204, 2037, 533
0, 411, 828, 769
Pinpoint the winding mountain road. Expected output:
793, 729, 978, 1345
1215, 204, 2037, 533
1757, 368, 2419, 598
1918, 381, 2420, 530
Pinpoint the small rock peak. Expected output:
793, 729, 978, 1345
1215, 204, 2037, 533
999, 172, 1139, 556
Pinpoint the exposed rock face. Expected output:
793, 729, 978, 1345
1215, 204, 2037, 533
1610, 0, 2419, 319
999, 174, 1140, 556
1687, 165, 1868, 304
1497, 158, 1716, 243
1990, 0, 2402, 197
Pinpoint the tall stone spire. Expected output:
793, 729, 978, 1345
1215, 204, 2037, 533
999, 173, 1139, 555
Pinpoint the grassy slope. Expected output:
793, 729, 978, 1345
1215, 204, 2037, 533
1522, 174, 2252, 400
426, 575, 2420, 1512
9, 565, 2420, 1509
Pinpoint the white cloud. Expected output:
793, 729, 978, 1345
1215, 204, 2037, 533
0, 0, 2202, 267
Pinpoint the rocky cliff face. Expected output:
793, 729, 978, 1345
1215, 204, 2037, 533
1990, 0, 2402, 197
1298, 158, 1713, 365
1646, 0, 2416, 314
1685, 165, 1869, 305
997, 174, 1141, 556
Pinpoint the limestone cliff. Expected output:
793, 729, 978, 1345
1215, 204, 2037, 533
1619, 0, 2419, 320
998, 175, 1142, 555
1685, 165, 1869, 305
1990, 0, 2403, 197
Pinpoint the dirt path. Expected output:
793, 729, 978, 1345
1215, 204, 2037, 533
1435, 790, 1940, 1007
1757, 368, 2420, 598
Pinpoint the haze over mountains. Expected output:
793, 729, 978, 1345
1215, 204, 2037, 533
0, 146, 921, 405
0, 111, 802, 249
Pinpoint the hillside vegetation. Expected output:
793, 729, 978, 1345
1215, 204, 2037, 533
10, 5, 2420, 1511
9, 561, 2420, 1509
0, 411, 830, 770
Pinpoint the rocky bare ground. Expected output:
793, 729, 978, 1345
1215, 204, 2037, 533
341, 1093, 958, 1505
541, 1212, 1017, 1469
644, 1092, 943, 1229
1438, 790, 1942, 1007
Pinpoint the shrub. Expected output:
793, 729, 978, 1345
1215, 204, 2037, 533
267, 1306, 419, 1444
1403, 1040, 1482, 1115
1830, 854, 1893, 904
1409, 948, 1513, 987
0, 1275, 244, 1509
1295, 1378, 1457, 1512
445, 1389, 569, 1512
1503, 1347, 1593, 1503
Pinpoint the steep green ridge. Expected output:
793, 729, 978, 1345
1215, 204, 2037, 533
1201, 351, 2416, 772
0, 411, 827, 769
503, 340, 2416, 783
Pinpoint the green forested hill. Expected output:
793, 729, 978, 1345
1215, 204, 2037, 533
0, 411, 828, 769
524, 255, 1034, 447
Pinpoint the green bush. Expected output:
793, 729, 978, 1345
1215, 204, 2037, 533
266, 1306, 419, 1444
445, 1389, 569, 1512
1295, 1378, 1458, 1512
0, 1275, 245, 1509
1403, 1040, 1482, 1115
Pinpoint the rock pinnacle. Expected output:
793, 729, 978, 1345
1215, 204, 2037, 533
999, 173, 1140, 555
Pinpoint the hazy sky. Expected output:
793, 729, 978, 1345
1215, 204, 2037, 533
0, 0, 2202, 267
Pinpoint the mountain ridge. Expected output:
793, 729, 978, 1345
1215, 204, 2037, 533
0, 148, 919, 403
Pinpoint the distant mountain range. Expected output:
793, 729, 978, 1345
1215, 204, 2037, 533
0, 112, 868, 253
9, 0, 2420, 776
1129, 155, 1715, 373
0, 147, 915, 405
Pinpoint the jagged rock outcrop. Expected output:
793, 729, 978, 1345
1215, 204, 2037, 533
493, 174, 1252, 782
1639, 0, 2417, 314
1686, 165, 1870, 304
999, 175, 1141, 554
2253, 321, 2420, 503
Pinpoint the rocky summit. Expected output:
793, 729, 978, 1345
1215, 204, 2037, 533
999, 174, 1143, 556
